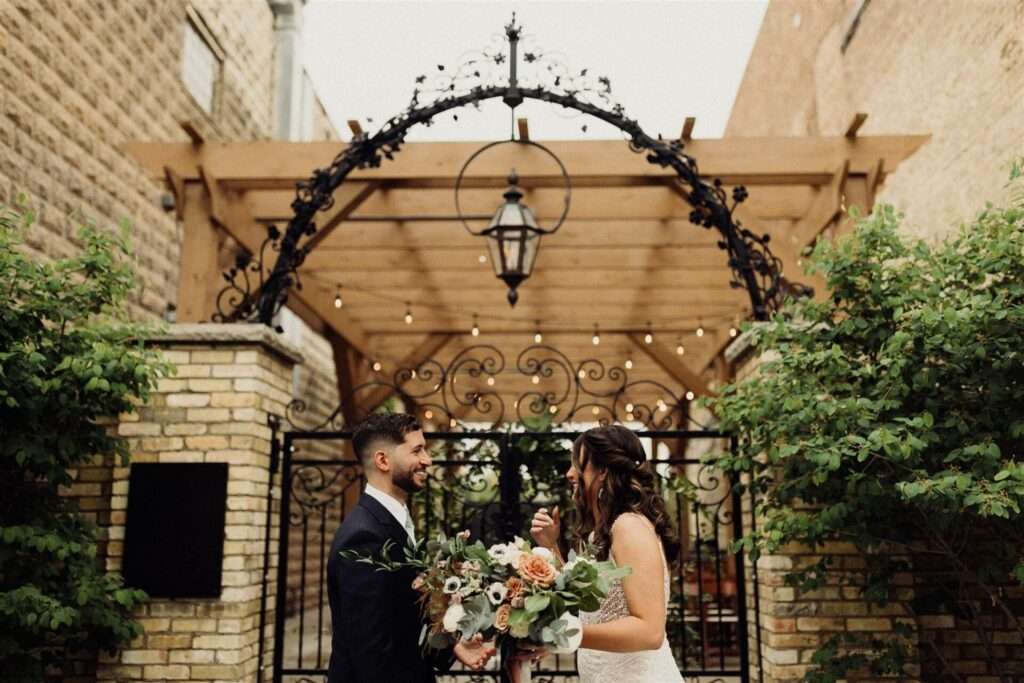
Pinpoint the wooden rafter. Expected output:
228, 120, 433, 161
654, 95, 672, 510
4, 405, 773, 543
627, 333, 712, 398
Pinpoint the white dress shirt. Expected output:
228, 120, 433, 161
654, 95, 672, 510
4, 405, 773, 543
364, 483, 416, 543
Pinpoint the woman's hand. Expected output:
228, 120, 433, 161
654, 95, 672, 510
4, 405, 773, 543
506, 643, 548, 682
530, 506, 561, 552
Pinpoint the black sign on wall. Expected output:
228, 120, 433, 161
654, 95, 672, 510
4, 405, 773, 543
123, 463, 229, 598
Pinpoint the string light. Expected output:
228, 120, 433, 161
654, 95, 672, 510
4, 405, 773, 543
676, 337, 686, 356
578, 368, 586, 379
333, 284, 343, 309
471, 313, 480, 337
644, 321, 653, 345
625, 402, 634, 413
486, 376, 495, 386
372, 360, 382, 372
478, 254, 487, 264
591, 406, 600, 415
532, 374, 540, 385
404, 302, 413, 325
449, 418, 457, 428
424, 410, 434, 420
696, 319, 705, 338
685, 391, 695, 401
591, 323, 601, 346
624, 357, 633, 370
534, 321, 543, 344
548, 405, 558, 414
729, 326, 739, 338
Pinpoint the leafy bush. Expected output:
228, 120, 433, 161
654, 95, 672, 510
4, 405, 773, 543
0, 204, 171, 680
709, 183, 1024, 680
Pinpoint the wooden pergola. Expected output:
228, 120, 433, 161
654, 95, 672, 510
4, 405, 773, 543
126, 117, 927, 422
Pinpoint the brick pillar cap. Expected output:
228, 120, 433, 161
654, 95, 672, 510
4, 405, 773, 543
149, 323, 305, 366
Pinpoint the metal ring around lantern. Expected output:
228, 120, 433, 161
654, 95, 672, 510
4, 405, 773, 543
454, 138, 571, 236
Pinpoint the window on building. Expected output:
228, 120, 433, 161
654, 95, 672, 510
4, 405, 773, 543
181, 7, 224, 114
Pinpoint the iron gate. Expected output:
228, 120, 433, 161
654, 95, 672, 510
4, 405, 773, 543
264, 427, 760, 683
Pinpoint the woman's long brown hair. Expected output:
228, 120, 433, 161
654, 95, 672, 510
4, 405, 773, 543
570, 425, 680, 566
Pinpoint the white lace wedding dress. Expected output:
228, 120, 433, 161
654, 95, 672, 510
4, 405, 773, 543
576, 518, 684, 683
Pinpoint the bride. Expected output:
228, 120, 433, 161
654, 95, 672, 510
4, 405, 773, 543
516, 424, 684, 683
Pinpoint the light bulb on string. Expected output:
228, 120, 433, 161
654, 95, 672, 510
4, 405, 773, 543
644, 321, 653, 345
729, 327, 738, 338
676, 337, 685, 356
696, 320, 705, 338
372, 360, 382, 372
592, 323, 601, 346
404, 302, 413, 325
685, 391, 695, 401
534, 321, 543, 344
471, 314, 480, 337
333, 284, 343, 309
624, 357, 634, 370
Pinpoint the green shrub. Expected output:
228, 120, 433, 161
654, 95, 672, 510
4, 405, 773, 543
0, 203, 171, 680
709, 181, 1024, 680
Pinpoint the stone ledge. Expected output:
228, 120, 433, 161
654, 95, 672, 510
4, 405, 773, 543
725, 322, 766, 365
148, 324, 304, 367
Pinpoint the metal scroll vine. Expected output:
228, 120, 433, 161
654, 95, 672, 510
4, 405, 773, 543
283, 343, 705, 432
213, 17, 810, 326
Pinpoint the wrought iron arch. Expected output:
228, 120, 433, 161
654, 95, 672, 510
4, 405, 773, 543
216, 17, 808, 328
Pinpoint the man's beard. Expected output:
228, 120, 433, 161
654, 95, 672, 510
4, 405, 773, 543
393, 467, 426, 494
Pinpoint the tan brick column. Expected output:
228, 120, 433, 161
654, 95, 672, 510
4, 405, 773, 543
96, 324, 302, 683
726, 332, 920, 682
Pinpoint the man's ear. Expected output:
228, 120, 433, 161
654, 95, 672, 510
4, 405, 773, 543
372, 449, 390, 473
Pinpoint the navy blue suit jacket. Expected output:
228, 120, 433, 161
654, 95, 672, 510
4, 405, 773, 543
327, 493, 453, 683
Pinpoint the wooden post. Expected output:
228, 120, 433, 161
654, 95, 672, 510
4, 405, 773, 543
176, 182, 222, 322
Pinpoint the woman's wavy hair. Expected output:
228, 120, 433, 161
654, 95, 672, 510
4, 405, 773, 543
570, 425, 679, 566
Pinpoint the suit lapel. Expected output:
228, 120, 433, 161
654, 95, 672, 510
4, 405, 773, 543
358, 492, 412, 545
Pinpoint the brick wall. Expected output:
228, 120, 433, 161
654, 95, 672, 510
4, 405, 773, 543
727, 0, 1024, 243
80, 324, 305, 683
0, 0, 279, 321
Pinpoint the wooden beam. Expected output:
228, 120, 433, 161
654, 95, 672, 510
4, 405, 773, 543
302, 181, 381, 252
176, 182, 222, 322
681, 117, 696, 141
628, 333, 712, 397
196, 168, 377, 358
123, 135, 931, 189
326, 327, 361, 427
361, 333, 454, 414
347, 120, 363, 137
788, 160, 850, 249
301, 244, 743, 273
244, 186, 818, 223
517, 118, 530, 141
294, 268, 739, 291
845, 112, 868, 139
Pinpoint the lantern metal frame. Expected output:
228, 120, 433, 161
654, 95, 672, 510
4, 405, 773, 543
454, 137, 571, 306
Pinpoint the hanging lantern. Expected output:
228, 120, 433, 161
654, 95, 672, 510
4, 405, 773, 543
455, 139, 570, 307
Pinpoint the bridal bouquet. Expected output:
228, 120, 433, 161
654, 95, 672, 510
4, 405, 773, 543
342, 531, 629, 662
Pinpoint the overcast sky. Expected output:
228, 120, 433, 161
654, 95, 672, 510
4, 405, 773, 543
302, 0, 768, 142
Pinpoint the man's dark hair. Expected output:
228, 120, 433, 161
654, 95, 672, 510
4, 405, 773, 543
352, 412, 422, 464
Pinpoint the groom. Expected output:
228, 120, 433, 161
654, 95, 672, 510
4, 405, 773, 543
327, 412, 495, 682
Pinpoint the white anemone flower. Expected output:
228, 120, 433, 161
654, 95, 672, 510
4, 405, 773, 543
486, 582, 508, 605
443, 576, 462, 594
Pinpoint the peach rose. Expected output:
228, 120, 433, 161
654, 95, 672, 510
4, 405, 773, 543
494, 604, 511, 632
517, 552, 557, 588
505, 576, 525, 601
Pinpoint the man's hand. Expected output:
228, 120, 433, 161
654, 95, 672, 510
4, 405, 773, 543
453, 634, 496, 671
